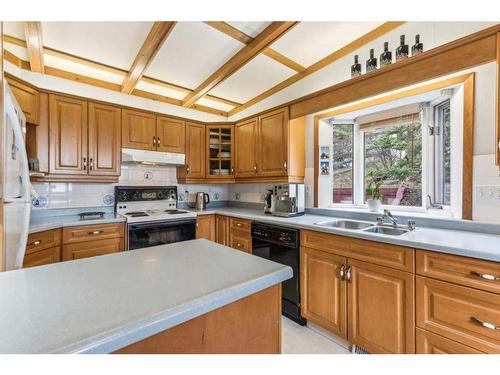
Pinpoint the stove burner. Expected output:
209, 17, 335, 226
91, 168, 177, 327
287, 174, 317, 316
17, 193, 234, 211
165, 209, 188, 214
125, 211, 149, 217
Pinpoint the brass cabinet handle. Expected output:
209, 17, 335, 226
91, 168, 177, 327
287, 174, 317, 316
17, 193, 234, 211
470, 316, 500, 330
157, 137, 160, 145
284, 160, 287, 171
253, 163, 257, 172
236, 223, 242, 227
83, 157, 87, 171
236, 242, 242, 247
89, 158, 93, 171
196, 223, 199, 228
186, 164, 190, 175
339, 264, 346, 280
29, 240, 41, 246
153, 137, 156, 146
230, 166, 234, 175
87, 230, 103, 235
346, 266, 352, 282
471, 271, 500, 281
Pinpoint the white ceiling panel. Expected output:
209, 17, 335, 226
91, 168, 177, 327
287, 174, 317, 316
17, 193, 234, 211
41, 22, 153, 71
3, 21, 25, 39
4, 43, 29, 60
195, 97, 235, 112
144, 22, 244, 89
270, 22, 384, 67
209, 54, 295, 104
44, 54, 125, 85
135, 80, 187, 100
226, 22, 272, 37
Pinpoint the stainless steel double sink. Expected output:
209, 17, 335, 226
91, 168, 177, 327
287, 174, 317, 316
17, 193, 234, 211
314, 219, 411, 236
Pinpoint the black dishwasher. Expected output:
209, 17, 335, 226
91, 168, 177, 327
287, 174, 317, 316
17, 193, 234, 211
251, 222, 306, 325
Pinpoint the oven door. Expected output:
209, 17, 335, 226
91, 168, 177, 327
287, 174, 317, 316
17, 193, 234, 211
127, 219, 196, 250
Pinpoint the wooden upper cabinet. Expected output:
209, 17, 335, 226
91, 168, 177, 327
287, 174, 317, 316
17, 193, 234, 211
235, 117, 258, 178
185, 122, 205, 179
8, 78, 39, 125
301, 247, 347, 338
206, 124, 234, 180
49, 94, 88, 175
348, 259, 415, 354
257, 107, 289, 177
122, 109, 156, 151
88, 102, 121, 176
156, 116, 185, 153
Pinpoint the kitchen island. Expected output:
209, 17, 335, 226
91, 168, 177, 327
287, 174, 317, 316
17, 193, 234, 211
0, 239, 292, 354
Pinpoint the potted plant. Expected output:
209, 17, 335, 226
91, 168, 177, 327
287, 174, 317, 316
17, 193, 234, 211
366, 176, 383, 213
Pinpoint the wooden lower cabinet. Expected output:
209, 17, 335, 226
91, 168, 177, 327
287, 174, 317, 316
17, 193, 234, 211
196, 215, 216, 242
229, 217, 252, 253
348, 259, 415, 354
301, 247, 347, 338
23, 246, 61, 268
215, 215, 229, 246
62, 238, 124, 261
416, 328, 483, 354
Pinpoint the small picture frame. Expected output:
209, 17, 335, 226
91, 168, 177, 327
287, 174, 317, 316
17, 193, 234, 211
320, 161, 330, 176
320, 146, 330, 160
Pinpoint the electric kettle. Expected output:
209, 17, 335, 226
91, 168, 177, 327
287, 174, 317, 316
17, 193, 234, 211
195, 192, 210, 210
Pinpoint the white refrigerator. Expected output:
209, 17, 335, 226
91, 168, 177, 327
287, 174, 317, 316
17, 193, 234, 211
2, 83, 31, 271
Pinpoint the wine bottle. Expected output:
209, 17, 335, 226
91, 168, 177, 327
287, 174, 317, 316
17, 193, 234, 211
395, 34, 409, 61
412, 34, 423, 56
380, 42, 392, 67
366, 49, 377, 73
351, 54, 362, 78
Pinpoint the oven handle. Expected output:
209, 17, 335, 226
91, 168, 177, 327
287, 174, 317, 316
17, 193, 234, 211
128, 219, 196, 231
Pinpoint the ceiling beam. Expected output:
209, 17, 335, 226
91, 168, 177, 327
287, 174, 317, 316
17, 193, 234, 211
3, 33, 242, 108
205, 22, 306, 73
182, 21, 298, 107
24, 22, 45, 73
121, 22, 177, 94
228, 21, 406, 116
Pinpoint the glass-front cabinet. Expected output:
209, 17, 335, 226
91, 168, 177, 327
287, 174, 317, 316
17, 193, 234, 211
206, 124, 234, 181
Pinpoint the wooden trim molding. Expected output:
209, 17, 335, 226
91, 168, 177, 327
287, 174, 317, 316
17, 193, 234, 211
121, 22, 176, 94
229, 22, 405, 116
313, 73, 475, 220
182, 22, 298, 107
496, 31, 500, 166
291, 24, 499, 119
24, 22, 44, 73
204, 21, 306, 73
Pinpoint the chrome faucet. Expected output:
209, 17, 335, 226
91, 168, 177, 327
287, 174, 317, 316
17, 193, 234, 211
378, 209, 398, 228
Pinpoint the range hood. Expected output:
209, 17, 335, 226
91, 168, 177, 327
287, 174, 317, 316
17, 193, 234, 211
121, 148, 185, 166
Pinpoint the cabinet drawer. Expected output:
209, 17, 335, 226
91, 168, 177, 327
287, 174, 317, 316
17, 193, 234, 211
62, 223, 124, 244
230, 231, 252, 253
416, 250, 500, 294
26, 229, 61, 254
416, 276, 500, 353
62, 238, 124, 261
229, 217, 251, 232
23, 246, 61, 268
416, 328, 483, 354
301, 230, 414, 272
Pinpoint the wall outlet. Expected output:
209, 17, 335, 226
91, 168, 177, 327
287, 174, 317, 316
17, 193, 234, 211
476, 185, 500, 201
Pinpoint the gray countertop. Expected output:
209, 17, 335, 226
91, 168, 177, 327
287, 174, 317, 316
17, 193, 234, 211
29, 213, 125, 234
191, 207, 500, 262
0, 239, 291, 354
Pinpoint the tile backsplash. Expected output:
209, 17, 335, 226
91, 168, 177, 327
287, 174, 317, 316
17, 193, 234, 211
31, 164, 229, 209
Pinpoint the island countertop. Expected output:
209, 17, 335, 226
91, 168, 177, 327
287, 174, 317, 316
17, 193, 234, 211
0, 239, 292, 354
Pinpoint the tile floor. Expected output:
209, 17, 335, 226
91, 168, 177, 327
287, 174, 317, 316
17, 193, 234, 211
281, 317, 351, 354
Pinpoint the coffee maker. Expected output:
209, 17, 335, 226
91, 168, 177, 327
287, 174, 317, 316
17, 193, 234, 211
263, 190, 273, 214
271, 184, 305, 217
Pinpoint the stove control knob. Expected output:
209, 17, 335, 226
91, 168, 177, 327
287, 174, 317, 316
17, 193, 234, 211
157, 192, 165, 199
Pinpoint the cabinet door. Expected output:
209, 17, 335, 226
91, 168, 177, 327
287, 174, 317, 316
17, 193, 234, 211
235, 118, 258, 178
8, 78, 39, 124
49, 94, 88, 175
185, 122, 206, 178
196, 215, 215, 241
156, 116, 185, 153
88, 102, 121, 176
215, 215, 229, 246
121, 109, 156, 151
301, 247, 347, 338
348, 259, 415, 354
257, 108, 288, 177
23, 246, 61, 268
416, 328, 483, 354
